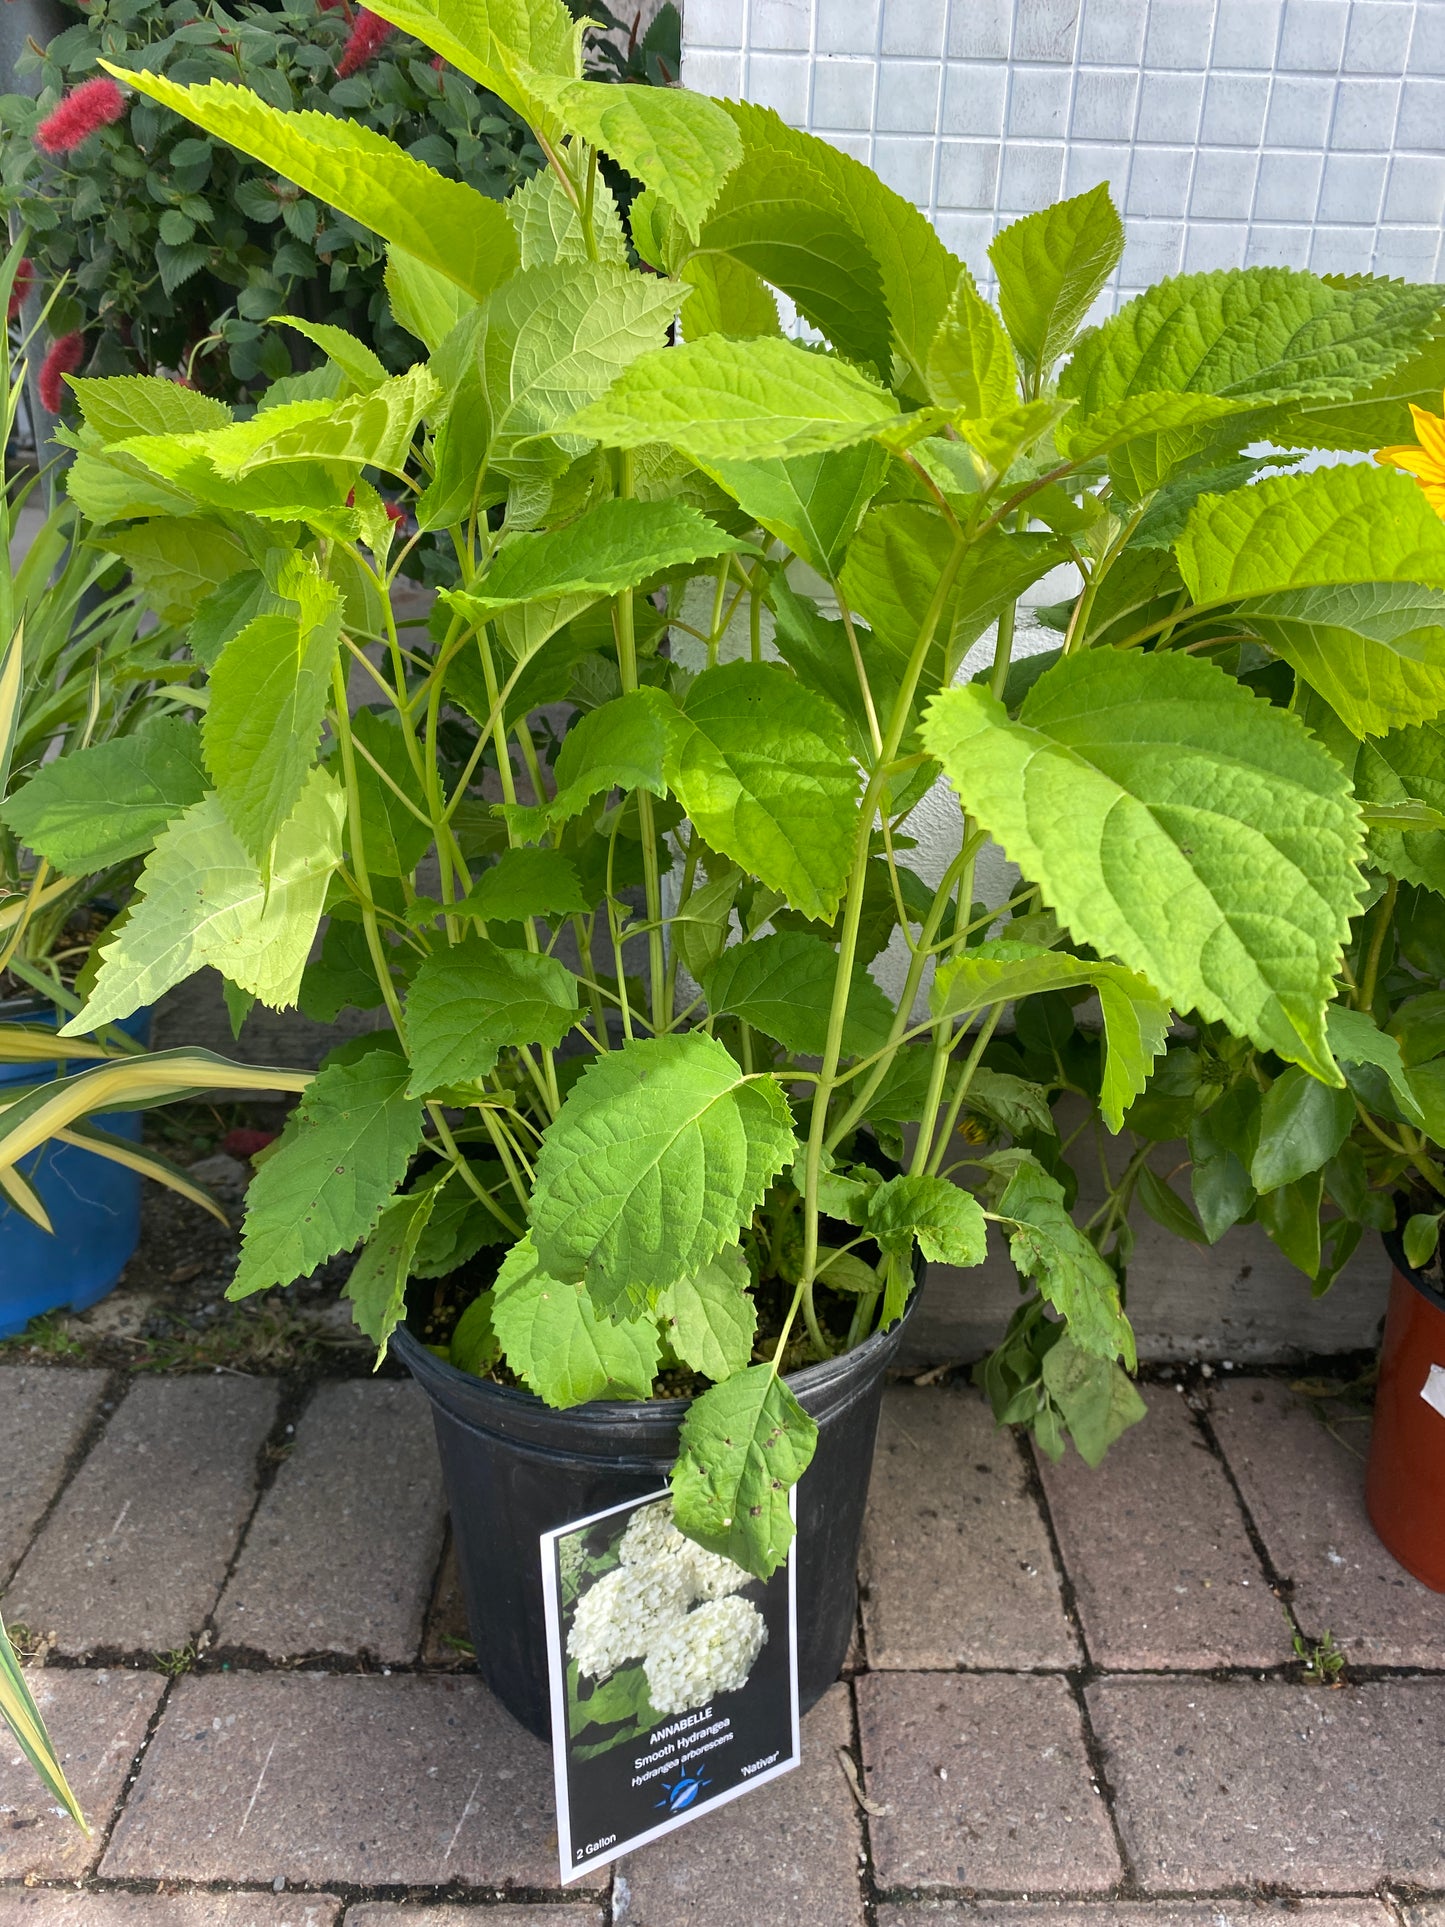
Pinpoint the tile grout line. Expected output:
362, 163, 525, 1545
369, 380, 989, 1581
1, 1363, 130, 1600
77, 1371, 319, 1877
1014, 1424, 1140, 1899
1188, 1386, 1312, 1654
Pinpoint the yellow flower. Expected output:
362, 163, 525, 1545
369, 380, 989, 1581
1377, 398, 1445, 517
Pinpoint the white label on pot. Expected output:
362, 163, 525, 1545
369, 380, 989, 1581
540, 1487, 800, 1885
1422, 1363, 1445, 1420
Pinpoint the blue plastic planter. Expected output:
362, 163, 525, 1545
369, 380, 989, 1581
0, 1001, 153, 1338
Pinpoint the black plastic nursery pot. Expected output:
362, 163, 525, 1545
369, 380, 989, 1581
1365, 1230, 1445, 1594
394, 1284, 919, 1741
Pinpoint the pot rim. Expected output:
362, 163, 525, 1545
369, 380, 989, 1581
1383, 1225, 1445, 1313
392, 1275, 920, 1430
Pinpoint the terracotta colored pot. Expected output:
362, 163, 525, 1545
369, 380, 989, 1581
1365, 1235, 1445, 1593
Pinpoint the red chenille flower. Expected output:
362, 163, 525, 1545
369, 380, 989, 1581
337, 9, 394, 75
35, 76, 126, 154
7, 257, 34, 321
38, 331, 83, 414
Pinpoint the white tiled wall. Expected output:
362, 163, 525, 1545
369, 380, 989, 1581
682, 0, 1445, 303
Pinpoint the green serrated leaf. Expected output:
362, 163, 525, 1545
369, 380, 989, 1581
107, 65, 518, 302
1135, 1165, 1207, 1245
344, 1187, 437, 1364
659, 1247, 757, 1381
70, 374, 231, 442
539, 79, 740, 243
931, 941, 1170, 1134
67, 770, 345, 1031
1243, 582, 1445, 738
273, 316, 387, 392
1356, 718, 1445, 893
703, 930, 893, 1059
357, 0, 579, 130
670, 1365, 817, 1579
100, 516, 250, 626
521, 686, 678, 834
456, 848, 587, 924
1061, 266, 1444, 413
667, 661, 857, 923
491, 1233, 659, 1407
1326, 1003, 1429, 1131
866, 1172, 987, 1268
1, 716, 207, 872
204, 560, 343, 864
990, 1152, 1135, 1366
926, 266, 1019, 417
449, 1289, 501, 1377
701, 443, 886, 577
570, 336, 903, 464
457, 499, 745, 618
510, 165, 629, 271
385, 246, 474, 353
531, 1032, 796, 1316
403, 936, 578, 1095
1176, 463, 1445, 604
230, 1044, 424, 1298
1040, 1335, 1147, 1468
989, 184, 1124, 383
922, 651, 1364, 1083
1251, 1065, 1356, 1194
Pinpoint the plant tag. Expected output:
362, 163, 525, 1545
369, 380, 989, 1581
541, 1486, 800, 1883
1422, 1363, 1445, 1420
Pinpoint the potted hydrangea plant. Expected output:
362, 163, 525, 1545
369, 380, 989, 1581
5, 0, 1445, 1726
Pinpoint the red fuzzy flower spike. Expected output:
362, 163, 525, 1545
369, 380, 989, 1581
38, 332, 83, 415
35, 76, 126, 154
7, 257, 34, 322
337, 10, 394, 75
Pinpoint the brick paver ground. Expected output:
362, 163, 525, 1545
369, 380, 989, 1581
1, 1365, 1443, 1920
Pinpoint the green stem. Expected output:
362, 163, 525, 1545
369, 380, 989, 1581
329, 660, 405, 1034
613, 451, 668, 1034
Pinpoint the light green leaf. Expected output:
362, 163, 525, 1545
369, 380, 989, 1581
449, 1289, 500, 1377
509, 163, 628, 270
702, 930, 894, 1059
715, 102, 961, 383
1060, 266, 1444, 413
1175, 462, 1445, 604
70, 374, 231, 442
1058, 391, 1259, 496
99, 516, 250, 626
385, 246, 474, 352
274, 317, 387, 392
926, 267, 1018, 417
1041, 1335, 1147, 1467
678, 251, 782, 341
670, 1365, 817, 1579
1326, 1003, 1429, 1131
569, 336, 903, 464
842, 504, 1063, 690
65, 444, 197, 524
344, 1187, 437, 1364
106, 65, 518, 303
2, 716, 207, 872
1244, 583, 1445, 738
682, 108, 889, 366
469, 260, 683, 486
350, 707, 433, 878
990, 1151, 1135, 1365
531, 1032, 796, 1316
229, 1043, 424, 1298
1135, 1165, 1208, 1245
931, 941, 1170, 1133
403, 936, 578, 1095
1355, 717, 1445, 893
204, 559, 343, 863
1273, 321, 1445, 452
701, 443, 887, 576
184, 366, 438, 480
357, 0, 580, 131
989, 184, 1124, 382
456, 847, 587, 923
866, 1172, 987, 1268
491, 1233, 659, 1407
519, 686, 679, 834
410, 1163, 510, 1278
66, 769, 344, 1030
1405, 1212, 1442, 1272
922, 651, 1364, 1082
667, 661, 858, 923
457, 500, 745, 618
537, 80, 741, 243
659, 1247, 757, 1381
